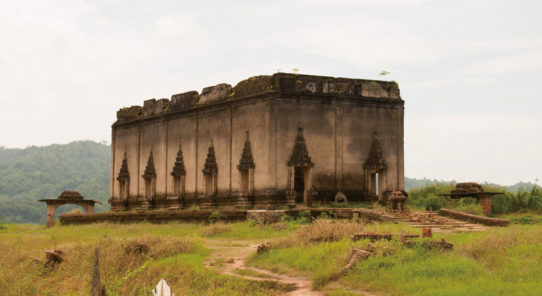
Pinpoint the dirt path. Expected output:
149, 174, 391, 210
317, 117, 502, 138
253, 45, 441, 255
202, 238, 323, 296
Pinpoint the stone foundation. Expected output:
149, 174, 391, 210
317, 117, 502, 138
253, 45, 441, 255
60, 207, 394, 225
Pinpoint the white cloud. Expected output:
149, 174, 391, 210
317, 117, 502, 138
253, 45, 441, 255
406, 113, 542, 185
462, 50, 542, 76
152, 13, 204, 42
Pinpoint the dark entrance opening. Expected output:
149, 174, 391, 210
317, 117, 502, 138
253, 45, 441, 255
119, 180, 127, 199
294, 167, 305, 203
240, 170, 249, 196
145, 179, 152, 199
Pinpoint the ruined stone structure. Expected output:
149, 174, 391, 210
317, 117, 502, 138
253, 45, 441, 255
440, 182, 502, 215
39, 191, 102, 227
108, 73, 404, 211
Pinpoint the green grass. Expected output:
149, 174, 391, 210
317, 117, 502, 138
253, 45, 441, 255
0, 222, 294, 295
199, 221, 298, 239
233, 268, 272, 279
2, 217, 542, 295
248, 219, 542, 295
500, 213, 542, 224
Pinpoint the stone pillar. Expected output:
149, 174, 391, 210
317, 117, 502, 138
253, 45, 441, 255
46, 204, 58, 228
478, 194, 493, 215
248, 168, 254, 196
378, 171, 388, 203
303, 167, 313, 205
85, 203, 95, 214
286, 166, 296, 207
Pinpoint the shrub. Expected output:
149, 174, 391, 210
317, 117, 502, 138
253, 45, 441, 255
319, 211, 336, 220
493, 188, 542, 214
208, 211, 226, 223
296, 210, 312, 224
424, 195, 446, 211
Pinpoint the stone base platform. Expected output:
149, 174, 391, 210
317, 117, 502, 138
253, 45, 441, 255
59, 207, 394, 226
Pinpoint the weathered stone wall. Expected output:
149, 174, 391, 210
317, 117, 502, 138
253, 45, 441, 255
60, 207, 393, 225
110, 73, 404, 210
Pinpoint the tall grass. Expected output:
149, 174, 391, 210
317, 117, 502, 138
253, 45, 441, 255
248, 218, 542, 295
0, 222, 292, 295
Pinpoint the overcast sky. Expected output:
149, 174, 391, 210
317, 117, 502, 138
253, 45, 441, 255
1, 0, 541, 185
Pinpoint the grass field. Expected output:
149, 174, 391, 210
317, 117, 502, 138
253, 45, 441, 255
0, 214, 541, 296
248, 216, 542, 296
0, 222, 294, 296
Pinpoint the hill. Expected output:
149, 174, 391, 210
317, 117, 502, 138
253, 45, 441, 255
0, 141, 539, 224
0, 141, 110, 223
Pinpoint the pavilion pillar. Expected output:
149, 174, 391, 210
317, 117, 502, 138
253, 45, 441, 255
478, 194, 493, 215
85, 203, 95, 214
46, 204, 58, 228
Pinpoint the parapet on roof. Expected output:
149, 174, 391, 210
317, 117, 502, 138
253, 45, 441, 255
115, 73, 401, 123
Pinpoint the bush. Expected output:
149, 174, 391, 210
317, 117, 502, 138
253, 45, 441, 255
208, 211, 226, 223
492, 188, 542, 214
424, 195, 446, 211
408, 183, 542, 215
406, 182, 455, 210
296, 210, 312, 224
319, 211, 336, 220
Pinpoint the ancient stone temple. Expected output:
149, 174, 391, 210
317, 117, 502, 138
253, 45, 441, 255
109, 73, 405, 211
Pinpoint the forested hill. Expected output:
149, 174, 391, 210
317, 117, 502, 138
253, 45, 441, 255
0, 141, 110, 224
0, 141, 539, 224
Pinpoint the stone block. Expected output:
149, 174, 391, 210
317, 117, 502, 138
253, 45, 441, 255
117, 106, 142, 121
247, 210, 286, 224
143, 99, 157, 116
199, 83, 232, 105
170, 91, 199, 111
155, 98, 169, 115
362, 82, 387, 98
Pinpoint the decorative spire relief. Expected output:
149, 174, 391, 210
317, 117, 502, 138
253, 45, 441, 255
288, 127, 314, 167
364, 132, 387, 171
142, 150, 157, 179
238, 131, 255, 170
202, 140, 218, 175
171, 139, 186, 177
117, 153, 130, 181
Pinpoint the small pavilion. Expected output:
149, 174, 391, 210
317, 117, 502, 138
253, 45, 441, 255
39, 191, 102, 228
439, 182, 502, 215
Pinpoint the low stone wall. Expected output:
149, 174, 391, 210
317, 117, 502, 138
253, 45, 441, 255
59, 209, 247, 225
59, 207, 393, 225
285, 208, 395, 222
439, 208, 509, 226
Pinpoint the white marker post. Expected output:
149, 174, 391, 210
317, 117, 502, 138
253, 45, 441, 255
152, 279, 174, 296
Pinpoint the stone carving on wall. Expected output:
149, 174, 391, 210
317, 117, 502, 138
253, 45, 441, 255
237, 131, 255, 196
141, 151, 157, 209
288, 127, 314, 168
171, 141, 186, 177
364, 132, 387, 202
116, 153, 130, 202
170, 139, 186, 209
364, 132, 386, 171
238, 131, 255, 170
287, 127, 314, 205
202, 140, 218, 197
